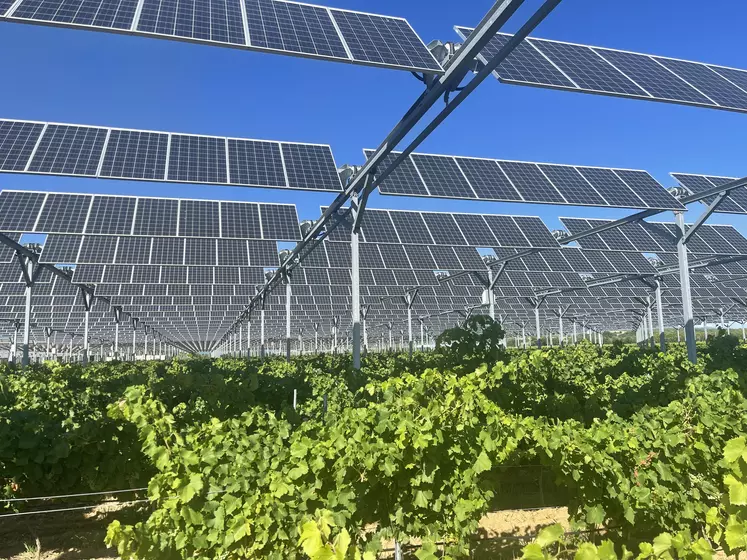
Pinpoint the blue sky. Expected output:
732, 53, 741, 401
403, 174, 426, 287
1, 0, 747, 233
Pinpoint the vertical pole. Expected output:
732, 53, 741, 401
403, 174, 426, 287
558, 308, 564, 347
420, 320, 424, 351
285, 278, 292, 361
68, 334, 73, 362
351, 200, 361, 369
488, 269, 495, 320
46, 330, 51, 360
239, 323, 243, 357
388, 324, 393, 351
534, 304, 541, 348
247, 320, 251, 358
21, 259, 33, 367
260, 308, 266, 358
655, 280, 666, 351
677, 327, 681, 343
675, 212, 697, 363
704, 320, 709, 341
82, 305, 90, 365
132, 327, 136, 360
407, 299, 413, 359
646, 297, 654, 350
522, 324, 526, 348
572, 321, 577, 344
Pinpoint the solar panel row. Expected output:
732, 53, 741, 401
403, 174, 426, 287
71, 265, 266, 284
560, 217, 747, 255
365, 149, 683, 211
671, 173, 747, 215
2, 0, 442, 73
0, 190, 302, 239
323, 207, 560, 248
0, 119, 342, 192
456, 28, 747, 115
39, 235, 281, 266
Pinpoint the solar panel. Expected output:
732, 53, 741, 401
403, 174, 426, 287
411, 154, 475, 198
421, 213, 467, 245
247, 240, 279, 266
388, 211, 433, 244
168, 135, 227, 184
185, 238, 217, 265
227, 139, 285, 188
671, 173, 747, 214
537, 164, 606, 206
179, 200, 220, 237
161, 266, 188, 284
133, 198, 179, 236
259, 204, 300, 240
498, 161, 566, 203
328, 9, 442, 73
281, 144, 342, 192
304, 268, 330, 285
455, 28, 747, 115
188, 267, 213, 284
39, 235, 82, 263
481, 215, 529, 247
217, 238, 248, 266
9, 0, 137, 28
150, 237, 184, 265
78, 235, 118, 263
99, 130, 168, 180
0, 121, 44, 171
452, 246, 485, 270
452, 214, 496, 246
359, 244, 385, 268
35, 193, 92, 233
364, 150, 428, 196
115, 236, 152, 264
512, 217, 559, 248
137, 0, 245, 45
377, 244, 410, 269
72, 264, 104, 283
372, 268, 396, 286
0, 191, 46, 231
27, 124, 107, 176
403, 245, 437, 269
299, 243, 328, 268
575, 168, 645, 209
103, 265, 133, 283
85, 196, 137, 234
131, 266, 161, 284
360, 210, 399, 243
325, 242, 351, 268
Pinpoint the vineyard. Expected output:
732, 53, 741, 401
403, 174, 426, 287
3, 322, 747, 559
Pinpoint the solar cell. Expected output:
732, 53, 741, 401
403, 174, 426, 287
0, 121, 44, 171
246, 0, 347, 59
167, 135, 227, 184
217, 238, 248, 266
132, 266, 161, 283
115, 236, 152, 264
0, 191, 46, 231
161, 266, 187, 283
420, 213, 467, 245
35, 193, 92, 233
39, 235, 82, 263
377, 244, 410, 269
99, 130, 168, 180
388, 211, 433, 244
360, 209, 399, 243
576, 167, 646, 208
411, 154, 475, 198
655, 58, 747, 111
9, 0, 138, 29
179, 200, 220, 237
324, 242, 351, 268
247, 239, 279, 266
27, 124, 107, 176
497, 161, 566, 203
452, 214, 496, 246
454, 28, 575, 88
137, 0, 245, 44
452, 246, 485, 270
259, 204, 300, 240
281, 144, 342, 191
512, 216, 558, 247
102, 265, 132, 283
188, 267, 213, 284
78, 235, 118, 263
364, 150, 428, 196
454, 158, 522, 201
355, 243, 381, 268
329, 9, 441, 72
537, 164, 606, 206
403, 245, 437, 269
482, 215, 531, 247
85, 196, 136, 234
184, 238, 217, 265
133, 198, 179, 236
529, 39, 647, 96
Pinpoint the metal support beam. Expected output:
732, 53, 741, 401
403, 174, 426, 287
675, 211, 697, 363
80, 287, 93, 365
20, 256, 33, 367
655, 278, 666, 351
646, 296, 654, 350
285, 274, 292, 361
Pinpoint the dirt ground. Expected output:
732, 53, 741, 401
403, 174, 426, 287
0, 505, 742, 559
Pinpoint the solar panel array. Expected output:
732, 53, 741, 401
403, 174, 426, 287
1, 0, 442, 73
671, 173, 747, 214
324, 207, 560, 248
455, 28, 747, 114
365, 150, 683, 210
560, 217, 747, 256
0, 119, 342, 192
0, 191, 301, 240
